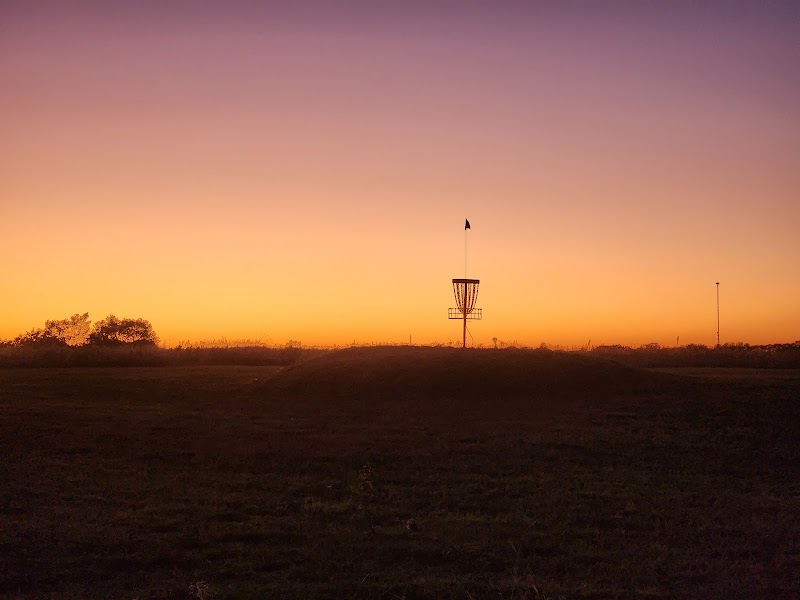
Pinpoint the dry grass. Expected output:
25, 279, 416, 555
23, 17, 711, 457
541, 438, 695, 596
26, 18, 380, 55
0, 343, 321, 368
1, 348, 798, 598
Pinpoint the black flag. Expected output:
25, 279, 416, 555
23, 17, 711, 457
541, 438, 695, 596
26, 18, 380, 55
465, 219, 471, 230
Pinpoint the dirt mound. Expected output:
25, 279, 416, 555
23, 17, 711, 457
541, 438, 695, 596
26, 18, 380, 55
265, 346, 664, 401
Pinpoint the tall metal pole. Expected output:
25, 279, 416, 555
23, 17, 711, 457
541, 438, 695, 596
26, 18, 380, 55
716, 282, 720, 346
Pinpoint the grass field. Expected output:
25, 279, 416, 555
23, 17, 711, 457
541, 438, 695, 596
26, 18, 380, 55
1, 347, 798, 599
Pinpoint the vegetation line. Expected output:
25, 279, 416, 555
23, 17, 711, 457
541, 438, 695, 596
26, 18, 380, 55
1, 313, 798, 368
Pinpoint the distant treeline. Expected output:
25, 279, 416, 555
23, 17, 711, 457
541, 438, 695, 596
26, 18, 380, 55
2, 313, 798, 368
590, 342, 800, 369
0, 313, 321, 367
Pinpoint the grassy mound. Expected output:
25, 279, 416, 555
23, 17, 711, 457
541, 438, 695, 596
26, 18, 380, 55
265, 346, 664, 401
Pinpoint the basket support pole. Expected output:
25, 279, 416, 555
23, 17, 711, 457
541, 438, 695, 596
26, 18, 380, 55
462, 311, 467, 348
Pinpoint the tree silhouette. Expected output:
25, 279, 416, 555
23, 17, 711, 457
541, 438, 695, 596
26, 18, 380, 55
44, 313, 91, 346
13, 313, 90, 347
12, 328, 66, 347
88, 315, 158, 346
12, 313, 158, 347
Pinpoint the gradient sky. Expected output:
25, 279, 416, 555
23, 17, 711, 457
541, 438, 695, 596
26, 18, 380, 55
2, 1, 799, 347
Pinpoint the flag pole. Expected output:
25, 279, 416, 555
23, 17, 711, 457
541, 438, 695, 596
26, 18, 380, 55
716, 281, 720, 346
465, 227, 468, 278
464, 217, 470, 278
464, 218, 469, 347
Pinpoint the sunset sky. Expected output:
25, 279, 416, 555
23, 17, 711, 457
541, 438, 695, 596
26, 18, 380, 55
2, 1, 798, 347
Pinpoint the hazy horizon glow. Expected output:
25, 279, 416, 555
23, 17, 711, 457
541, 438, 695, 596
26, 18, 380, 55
2, 2, 799, 347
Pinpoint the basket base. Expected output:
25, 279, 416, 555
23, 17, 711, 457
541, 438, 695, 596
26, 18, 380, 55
448, 308, 482, 320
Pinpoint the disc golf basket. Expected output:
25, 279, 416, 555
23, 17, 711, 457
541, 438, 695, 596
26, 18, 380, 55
449, 278, 482, 348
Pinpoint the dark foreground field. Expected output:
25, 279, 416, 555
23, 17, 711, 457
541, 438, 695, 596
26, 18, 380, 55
1, 348, 798, 599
